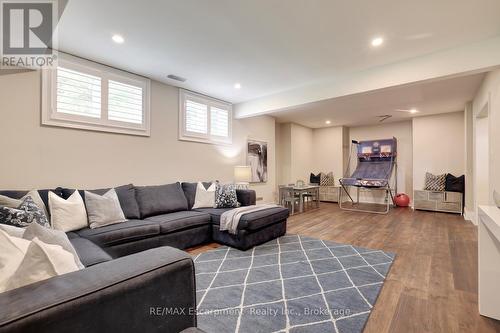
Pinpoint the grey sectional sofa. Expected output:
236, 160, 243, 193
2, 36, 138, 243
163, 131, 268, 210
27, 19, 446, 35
0, 182, 289, 333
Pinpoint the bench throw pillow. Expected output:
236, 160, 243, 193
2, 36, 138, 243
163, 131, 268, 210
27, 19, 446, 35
0, 196, 50, 228
214, 181, 239, 208
49, 191, 88, 232
310, 173, 321, 184
445, 174, 465, 193
84, 189, 127, 229
192, 182, 216, 209
320, 172, 335, 186
135, 182, 189, 218
0, 229, 80, 293
0, 190, 49, 221
424, 172, 446, 191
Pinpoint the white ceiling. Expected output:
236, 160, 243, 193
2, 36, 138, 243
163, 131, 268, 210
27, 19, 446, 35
270, 73, 485, 128
57, 0, 500, 104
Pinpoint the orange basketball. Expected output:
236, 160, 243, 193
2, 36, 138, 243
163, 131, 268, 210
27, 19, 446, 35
394, 193, 410, 207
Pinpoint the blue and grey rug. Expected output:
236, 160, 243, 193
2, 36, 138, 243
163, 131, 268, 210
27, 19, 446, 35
193, 234, 395, 333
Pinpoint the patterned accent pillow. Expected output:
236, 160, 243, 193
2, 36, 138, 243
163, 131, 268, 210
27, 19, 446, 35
0, 196, 50, 228
320, 172, 335, 186
214, 182, 239, 208
424, 172, 446, 191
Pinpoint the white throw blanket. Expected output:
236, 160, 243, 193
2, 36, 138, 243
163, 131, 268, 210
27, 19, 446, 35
220, 204, 280, 235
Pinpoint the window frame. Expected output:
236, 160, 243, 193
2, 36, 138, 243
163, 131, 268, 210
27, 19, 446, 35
178, 89, 232, 144
42, 54, 151, 136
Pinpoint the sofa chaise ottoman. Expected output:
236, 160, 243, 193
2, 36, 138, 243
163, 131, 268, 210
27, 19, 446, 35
194, 207, 289, 250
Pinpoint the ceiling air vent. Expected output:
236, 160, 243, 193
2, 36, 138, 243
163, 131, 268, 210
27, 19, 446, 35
167, 74, 187, 82
377, 115, 393, 122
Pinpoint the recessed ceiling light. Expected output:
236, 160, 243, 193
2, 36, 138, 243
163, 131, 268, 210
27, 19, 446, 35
410, 108, 419, 114
325, 120, 331, 125
112, 34, 125, 44
234, 83, 242, 89
371, 37, 384, 47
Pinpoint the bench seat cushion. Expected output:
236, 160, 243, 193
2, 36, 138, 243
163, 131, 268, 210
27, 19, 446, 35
145, 211, 211, 234
193, 207, 289, 231
75, 220, 160, 247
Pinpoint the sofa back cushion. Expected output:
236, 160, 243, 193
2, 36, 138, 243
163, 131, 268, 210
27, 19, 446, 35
135, 182, 188, 218
60, 184, 140, 220
182, 182, 213, 210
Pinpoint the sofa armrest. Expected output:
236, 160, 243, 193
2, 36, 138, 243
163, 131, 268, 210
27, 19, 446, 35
237, 189, 256, 206
0, 247, 196, 333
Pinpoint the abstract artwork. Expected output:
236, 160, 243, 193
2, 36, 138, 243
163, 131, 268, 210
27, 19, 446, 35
247, 139, 268, 183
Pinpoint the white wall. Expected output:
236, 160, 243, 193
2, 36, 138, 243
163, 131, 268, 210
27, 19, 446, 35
276, 123, 291, 186
412, 112, 465, 192
471, 69, 500, 223
0, 71, 277, 202
349, 121, 413, 203
290, 123, 314, 183
464, 103, 474, 213
312, 126, 345, 182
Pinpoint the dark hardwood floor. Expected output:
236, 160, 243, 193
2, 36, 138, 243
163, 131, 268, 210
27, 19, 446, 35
187, 203, 500, 333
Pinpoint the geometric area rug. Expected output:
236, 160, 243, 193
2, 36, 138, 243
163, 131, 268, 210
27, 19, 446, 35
193, 234, 395, 333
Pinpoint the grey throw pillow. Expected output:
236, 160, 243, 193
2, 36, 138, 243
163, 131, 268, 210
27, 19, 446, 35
84, 189, 127, 229
23, 222, 85, 269
424, 172, 446, 191
60, 184, 140, 220
0, 196, 50, 228
214, 182, 239, 208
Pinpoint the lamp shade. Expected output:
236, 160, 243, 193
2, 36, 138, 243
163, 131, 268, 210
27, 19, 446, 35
234, 165, 252, 183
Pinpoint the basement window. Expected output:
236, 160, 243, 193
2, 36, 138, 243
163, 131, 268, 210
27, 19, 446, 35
42, 54, 151, 136
179, 89, 232, 144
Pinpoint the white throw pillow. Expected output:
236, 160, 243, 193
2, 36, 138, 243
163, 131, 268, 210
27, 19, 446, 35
0, 229, 80, 293
23, 222, 84, 269
0, 229, 29, 290
0, 224, 26, 238
192, 182, 216, 209
84, 189, 126, 229
49, 191, 88, 232
5, 237, 79, 292
0, 190, 49, 220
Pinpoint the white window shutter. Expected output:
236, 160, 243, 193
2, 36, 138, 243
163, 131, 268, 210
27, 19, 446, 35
185, 99, 208, 134
179, 89, 232, 144
56, 67, 101, 118
210, 106, 229, 137
108, 80, 144, 124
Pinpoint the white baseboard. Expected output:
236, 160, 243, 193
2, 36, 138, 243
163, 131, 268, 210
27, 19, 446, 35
464, 209, 477, 225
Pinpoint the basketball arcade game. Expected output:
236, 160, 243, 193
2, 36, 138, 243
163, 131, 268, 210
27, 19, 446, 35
339, 137, 398, 214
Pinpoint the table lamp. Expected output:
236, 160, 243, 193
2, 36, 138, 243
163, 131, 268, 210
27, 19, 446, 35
234, 166, 252, 189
